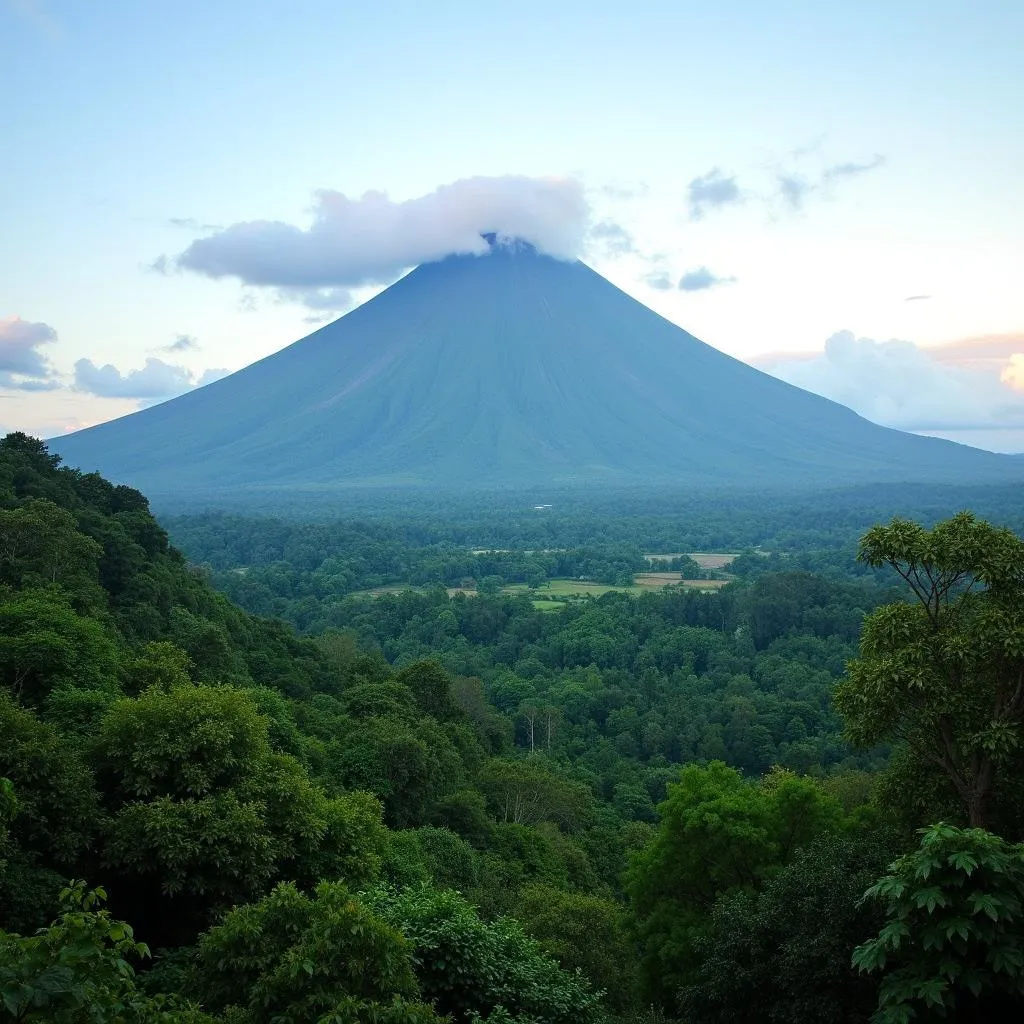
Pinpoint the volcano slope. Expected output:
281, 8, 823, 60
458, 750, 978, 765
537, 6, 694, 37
53, 242, 1020, 495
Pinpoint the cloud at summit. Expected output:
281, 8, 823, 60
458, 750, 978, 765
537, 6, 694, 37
167, 176, 590, 309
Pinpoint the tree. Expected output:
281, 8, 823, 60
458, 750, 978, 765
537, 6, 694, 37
515, 884, 639, 1012
0, 499, 103, 607
0, 695, 100, 931
0, 881, 213, 1023
322, 713, 466, 828
395, 659, 463, 722
853, 823, 1024, 1023
0, 590, 119, 704
836, 513, 1024, 828
679, 831, 891, 1024
94, 684, 384, 939
627, 762, 844, 1006
362, 884, 601, 1024
189, 880, 439, 1024
478, 758, 592, 830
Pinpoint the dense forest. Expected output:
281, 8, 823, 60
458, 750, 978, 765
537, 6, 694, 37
3, 432, 1024, 1023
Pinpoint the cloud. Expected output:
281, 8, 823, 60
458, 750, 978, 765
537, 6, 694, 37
917, 332, 1024, 373
198, 367, 230, 386
643, 270, 674, 291
777, 173, 814, 210
904, 295, 931, 302
597, 182, 649, 200
166, 175, 589, 309
168, 217, 222, 232
163, 333, 199, 353
74, 358, 195, 399
687, 168, 742, 219
1000, 355, 1024, 392
278, 286, 355, 313
822, 154, 885, 183
677, 266, 736, 292
0, 374, 60, 392
588, 220, 636, 257
760, 330, 1024, 431
0, 316, 60, 390
775, 153, 884, 211
73, 357, 228, 399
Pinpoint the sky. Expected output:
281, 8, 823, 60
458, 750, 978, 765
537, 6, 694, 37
2, 0, 1023, 450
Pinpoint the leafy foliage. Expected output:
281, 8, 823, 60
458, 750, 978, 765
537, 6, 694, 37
9, 434, 1024, 1023
189, 881, 439, 1024
95, 683, 385, 936
836, 513, 1024, 829
853, 823, 1024, 1022
362, 884, 602, 1024
679, 831, 892, 1023
627, 761, 845, 1003
0, 881, 213, 1023
515, 884, 638, 1011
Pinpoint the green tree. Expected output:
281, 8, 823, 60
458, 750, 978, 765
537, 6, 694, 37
627, 761, 843, 1006
478, 758, 592, 830
396, 659, 464, 722
0, 695, 100, 931
94, 684, 383, 936
323, 713, 466, 828
853, 823, 1024, 1023
0, 881, 213, 1023
836, 513, 1024, 829
679, 831, 891, 1024
0, 590, 119, 704
362, 884, 601, 1024
123, 641, 193, 694
189, 880, 439, 1024
515, 884, 638, 1012
0, 499, 103, 607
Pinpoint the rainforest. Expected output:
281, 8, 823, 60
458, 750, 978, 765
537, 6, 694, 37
2, 432, 1024, 1024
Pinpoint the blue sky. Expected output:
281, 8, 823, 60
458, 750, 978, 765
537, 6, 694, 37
2, 0, 1023, 448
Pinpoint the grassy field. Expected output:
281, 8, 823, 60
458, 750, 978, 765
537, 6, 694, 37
644, 551, 740, 569
349, 585, 480, 598
350, 554, 736, 602
508, 576, 727, 601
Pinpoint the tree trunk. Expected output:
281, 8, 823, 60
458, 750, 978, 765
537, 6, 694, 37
967, 756, 993, 829
966, 788, 987, 829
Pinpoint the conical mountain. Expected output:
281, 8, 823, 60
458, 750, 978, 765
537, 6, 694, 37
53, 241, 1018, 494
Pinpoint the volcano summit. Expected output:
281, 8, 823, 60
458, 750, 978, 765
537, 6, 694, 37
54, 240, 1018, 494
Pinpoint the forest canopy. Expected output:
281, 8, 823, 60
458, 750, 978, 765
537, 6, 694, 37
2, 432, 1024, 1023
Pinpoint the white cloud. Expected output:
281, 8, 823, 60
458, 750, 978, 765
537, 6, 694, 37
1001, 354, 1024, 391
677, 266, 736, 292
197, 367, 230, 386
643, 270, 673, 291
588, 220, 636, 257
0, 316, 60, 390
163, 333, 199, 353
687, 168, 742, 220
168, 175, 589, 309
775, 154, 885, 211
73, 357, 225, 399
760, 330, 1024, 431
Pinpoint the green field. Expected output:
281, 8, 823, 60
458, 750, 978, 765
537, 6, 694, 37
350, 565, 731, 602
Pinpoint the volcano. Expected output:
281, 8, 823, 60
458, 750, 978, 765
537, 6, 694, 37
53, 241, 1019, 494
